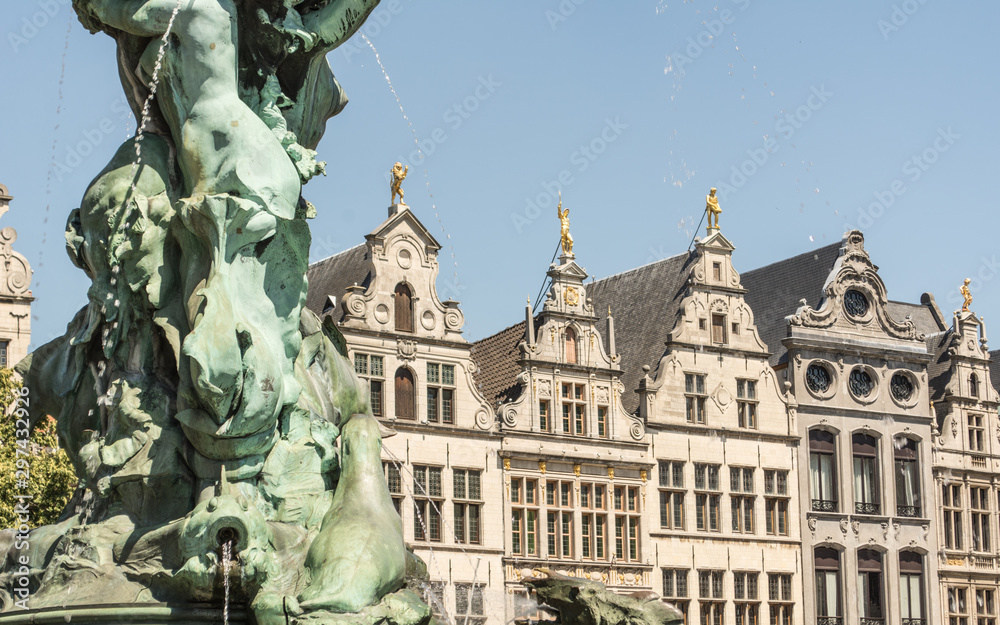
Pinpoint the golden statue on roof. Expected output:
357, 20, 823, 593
557, 192, 574, 255
390, 161, 408, 205
706, 187, 721, 230
961, 278, 973, 312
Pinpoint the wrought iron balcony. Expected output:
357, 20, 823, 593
817, 617, 843, 625
896, 505, 921, 518
855, 501, 881, 515
902, 619, 927, 625
812, 499, 838, 513
860, 619, 884, 625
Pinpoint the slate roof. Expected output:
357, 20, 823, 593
470, 320, 530, 408
991, 350, 1000, 394
588, 253, 696, 414
925, 331, 955, 402
741, 243, 842, 366
305, 243, 370, 321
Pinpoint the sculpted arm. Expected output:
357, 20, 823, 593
302, 0, 382, 49
79, 0, 187, 36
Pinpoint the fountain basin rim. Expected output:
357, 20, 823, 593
0, 603, 248, 624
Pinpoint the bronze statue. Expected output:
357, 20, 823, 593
961, 278, 973, 312
390, 161, 408, 205
557, 193, 574, 255
706, 187, 721, 229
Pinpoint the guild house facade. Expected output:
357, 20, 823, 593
307, 181, 1000, 625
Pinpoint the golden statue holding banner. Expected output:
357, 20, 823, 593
557, 193, 574, 255
706, 187, 721, 230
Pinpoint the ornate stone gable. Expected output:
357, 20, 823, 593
666, 230, 769, 356
788, 230, 923, 343
340, 204, 464, 340
0, 184, 32, 300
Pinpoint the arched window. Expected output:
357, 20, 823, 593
809, 430, 838, 512
565, 327, 578, 364
853, 433, 880, 515
394, 283, 413, 333
894, 437, 921, 517
899, 552, 925, 623
857, 549, 885, 622
814, 547, 842, 622
970, 373, 980, 398
394, 367, 415, 419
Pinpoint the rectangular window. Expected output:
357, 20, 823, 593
545, 479, 574, 560
712, 262, 721, 281
662, 569, 689, 623
685, 374, 707, 423
454, 583, 486, 625
422, 582, 445, 620
454, 469, 482, 545
597, 406, 608, 438
560, 383, 587, 436
354, 353, 385, 417
944, 484, 964, 550
809, 430, 838, 512
948, 587, 968, 625
763, 469, 789, 537
977, 588, 995, 625
711, 314, 727, 344
510, 477, 538, 556
383, 462, 404, 515
899, 553, 924, 623
853, 434, 881, 515
972, 487, 991, 553
736, 379, 758, 429
894, 437, 921, 517
970, 414, 986, 452
659, 460, 685, 530
412, 465, 443, 542
731, 467, 755, 534
539, 400, 550, 432
580, 481, 609, 560
426, 362, 456, 425
735, 572, 760, 625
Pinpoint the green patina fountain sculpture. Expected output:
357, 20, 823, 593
0, 1, 432, 623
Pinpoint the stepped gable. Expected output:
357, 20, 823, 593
741, 242, 841, 366
587, 252, 694, 414
305, 243, 370, 320
471, 319, 530, 408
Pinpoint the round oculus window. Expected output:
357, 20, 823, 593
806, 364, 832, 393
891, 373, 914, 401
844, 289, 869, 318
849, 368, 875, 397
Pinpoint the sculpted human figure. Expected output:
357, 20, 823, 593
4, 1, 425, 623
557, 194, 573, 254
706, 187, 721, 229
961, 278, 973, 312
391, 161, 408, 204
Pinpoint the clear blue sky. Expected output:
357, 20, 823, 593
2, 0, 998, 348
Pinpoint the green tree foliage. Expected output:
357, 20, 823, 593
0, 368, 78, 529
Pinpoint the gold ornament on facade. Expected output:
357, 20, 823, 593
503, 458, 511, 471
538, 460, 547, 474
607, 467, 615, 481
564, 286, 579, 306
706, 187, 721, 230
639, 469, 647, 483
961, 278, 973, 312
557, 192, 574, 254
390, 161, 408, 205
573, 464, 581, 477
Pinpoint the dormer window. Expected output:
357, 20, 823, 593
971, 373, 980, 398
711, 314, 727, 345
394, 367, 415, 419
565, 327, 578, 364
712, 262, 721, 281
394, 283, 413, 333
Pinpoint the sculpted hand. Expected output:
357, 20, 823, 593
302, 0, 382, 49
